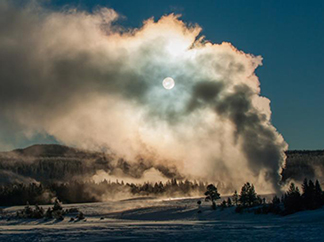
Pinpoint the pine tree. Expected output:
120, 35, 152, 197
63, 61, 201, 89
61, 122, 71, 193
227, 197, 232, 207
272, 195, 280, 205
220, 200, 227, 209
314, 180, 323, 208
283, 182, 303, 214
302, 178, 308, 195
23, 202, 33, 218
45, 207, 53, 219
302, 179, 316, 209
204, 184, 221, 210
33, 204, 44, 218
247, 184, 257, 206
239, 182, 258, 207
232, 190, 239, 206
53, 199, 62, 211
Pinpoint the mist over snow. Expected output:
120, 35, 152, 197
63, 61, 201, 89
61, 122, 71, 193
0, 1, 287, 193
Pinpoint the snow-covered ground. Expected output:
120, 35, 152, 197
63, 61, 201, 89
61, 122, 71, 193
1, 197, 324, 241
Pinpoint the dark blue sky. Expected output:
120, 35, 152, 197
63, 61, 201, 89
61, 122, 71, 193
44, 0, 324, 150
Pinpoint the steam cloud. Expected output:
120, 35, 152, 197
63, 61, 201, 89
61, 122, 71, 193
0, 1, 287, 193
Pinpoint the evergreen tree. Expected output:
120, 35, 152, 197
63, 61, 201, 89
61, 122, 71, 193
314, 180, 323, 208
247, 184, 258, 206
272, 195, 280, 205
268, 195, 282, 214
232, 190, 239, 206
302, 179, 316, 209
283, 182, 303, 214
45, 208, 53, 219
227, 197, 232, 207
302, 178, 308, 194
204, 184, 221, 210
239, 182, 259, 207
220, 200, 227, 209
33, 204, 44, 219
52, 199, 64, 220
23, 202, 33, 218
53, 199, 62, 211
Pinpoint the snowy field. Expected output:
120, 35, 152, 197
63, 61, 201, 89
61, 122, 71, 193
1, 197, 324, 241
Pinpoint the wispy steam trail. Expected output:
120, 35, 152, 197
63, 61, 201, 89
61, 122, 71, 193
0, 1, 287, 193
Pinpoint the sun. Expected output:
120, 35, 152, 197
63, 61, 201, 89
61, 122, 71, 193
162, 77, 175, 90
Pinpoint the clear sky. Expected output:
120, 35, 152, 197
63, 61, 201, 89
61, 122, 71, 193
3, 0, 324, 150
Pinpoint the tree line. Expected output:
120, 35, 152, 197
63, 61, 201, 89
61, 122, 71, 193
203, 178, 324, 215
0, 179, 207, 206
1, 177, 324, 217
282, 150, 324, 182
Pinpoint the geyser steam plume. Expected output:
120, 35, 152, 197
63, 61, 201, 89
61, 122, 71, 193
0, 1, 287, 193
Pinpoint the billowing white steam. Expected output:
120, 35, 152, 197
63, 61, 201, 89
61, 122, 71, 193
0, 1, 287, 193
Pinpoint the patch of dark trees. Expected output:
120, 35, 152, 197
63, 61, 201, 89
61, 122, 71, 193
0, 179, 207, 206
282, 150, 324, 182
2, 178, 324, 218
8, 199, 84, 221
0, 156, 178, 184
203, 178, 324, 216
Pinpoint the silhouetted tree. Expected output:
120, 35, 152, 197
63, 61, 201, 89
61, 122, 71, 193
53, 199, 62, 211
239, 182, 259, 207
45, 208, 53, 219
33, 204, 44, 219
272, 195, 280, 205
205, 184, 220, 210
314, 180, 323, 208
283, 182, 303, 214
302, 178, 314, 209
220, 200, 227, 210
52, 199, 64, 220
227, 197, 232, 207
232, 190, 239, 206
23, 202, 32, 218
266, 195, 282, 214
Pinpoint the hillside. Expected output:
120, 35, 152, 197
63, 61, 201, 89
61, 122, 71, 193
0, 144, 174, 184
282, 150, 324, 182
0, 144, 112, 183
0, 144, 323, 184
10, 144, 98, 158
